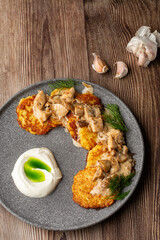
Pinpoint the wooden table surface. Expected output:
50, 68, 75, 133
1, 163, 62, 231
0, 0, 159, 239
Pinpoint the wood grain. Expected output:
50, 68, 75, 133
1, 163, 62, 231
0, 0, 159, 239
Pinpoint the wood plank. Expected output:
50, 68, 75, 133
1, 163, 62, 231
0, 0, 89, 106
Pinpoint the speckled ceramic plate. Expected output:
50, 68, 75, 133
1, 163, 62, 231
0, 79, 144, 231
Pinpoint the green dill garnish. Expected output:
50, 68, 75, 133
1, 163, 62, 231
103, 104, 128, 132
48, 79, 80, 90
107, 173, 135, 200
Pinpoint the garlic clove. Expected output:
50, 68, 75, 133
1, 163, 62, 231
92, 53, 109, 74
153, 30, 160, 47
126, 26, 160, 67
137, 52, 149, 67
114, 61, 128, 79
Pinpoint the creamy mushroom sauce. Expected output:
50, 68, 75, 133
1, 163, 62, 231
33, 83, 135, 197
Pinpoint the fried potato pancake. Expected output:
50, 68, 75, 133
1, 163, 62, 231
50, 89, 62, 97
75, 92, 102, 107
67, 113, 78, 141
78, 127, 97, 150
66, 114, 97, 150
72, 167, 114, 208
16, 95, 61, 135
86, 144, 108, 168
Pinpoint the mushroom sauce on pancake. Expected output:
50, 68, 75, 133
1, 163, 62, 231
16, 95, 61, 135
16, 80, 135, 208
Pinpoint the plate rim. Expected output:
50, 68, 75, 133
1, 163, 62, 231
0, 78, 145, 231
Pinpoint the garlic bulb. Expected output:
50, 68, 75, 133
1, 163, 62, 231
114, 61, 128, 79
126, 26, 160, 67
92, 53, 109, 73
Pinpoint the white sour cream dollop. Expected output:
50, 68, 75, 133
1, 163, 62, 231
11, 147, 62, 198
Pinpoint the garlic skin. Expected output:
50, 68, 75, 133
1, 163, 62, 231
114, 61, 128, 79
126, 26, 160, 67
152, 30, 160, 47
92, 53, 109, 73
82, 82, 93, 94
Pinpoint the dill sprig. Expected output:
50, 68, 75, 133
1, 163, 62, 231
107, 173, 135, 200
48, 79, 80, 90
103, 104, 128, 132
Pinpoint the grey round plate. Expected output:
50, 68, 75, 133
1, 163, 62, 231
0, 79, 144, 231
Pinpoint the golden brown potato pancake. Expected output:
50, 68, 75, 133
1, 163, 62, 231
50, 88, 62, 97
75, 92, 102, 107
86, 143, 108, 168
16, 95, 61, 135
72, 167, 114, 208
66, 114, 97, 150
78, 127, 97, 150
67, 113, 78, 141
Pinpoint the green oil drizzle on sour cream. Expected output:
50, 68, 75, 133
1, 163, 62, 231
24, 157, 51, 182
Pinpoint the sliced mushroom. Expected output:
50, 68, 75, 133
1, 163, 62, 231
74, 105, 84, 117
33, 91, 52, 123
122, 145, 128, 155
51, 95, 62, 104
84, 105, 94, 121
110, 158, 120, 174
34, 90, 47, 110
92, 166, 103, 181
61, 100, 74, 111
101, 178, 109, 189
89, 117, 103, 132
110, 150, 116, 156
119, 161, 132, 176
98, 160, 111, 173
107, 129, 124, 144
33, 109, 52, 123
52, 104, 69, 118
108, 135, 117, 151
77, 120, 89, 128
44, 102, 51, 112
92, 106, 101, 117
117, 153, 128, 163
60, 87, 75, 102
